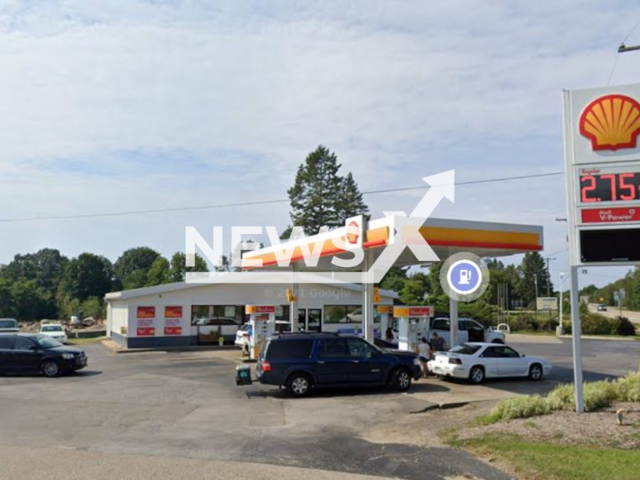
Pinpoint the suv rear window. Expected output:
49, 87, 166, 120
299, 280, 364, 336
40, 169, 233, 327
266, 339, 314, 360
0, 336, 14, 349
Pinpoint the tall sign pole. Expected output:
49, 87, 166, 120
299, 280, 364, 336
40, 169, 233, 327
563, 83, 640, 414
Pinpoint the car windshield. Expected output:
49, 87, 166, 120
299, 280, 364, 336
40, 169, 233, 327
41, 325, 63, 332
34, 335, 63, 349
0, 319, 17, 328
450, 344, 482, 355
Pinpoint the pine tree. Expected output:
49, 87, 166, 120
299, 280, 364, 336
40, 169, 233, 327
336, 171, 369, 222
283, 145, 368, 238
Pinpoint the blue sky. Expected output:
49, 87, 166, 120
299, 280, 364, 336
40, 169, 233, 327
1, 0, 640, 288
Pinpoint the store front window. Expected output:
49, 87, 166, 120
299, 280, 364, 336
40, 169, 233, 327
191, 305, 244, 326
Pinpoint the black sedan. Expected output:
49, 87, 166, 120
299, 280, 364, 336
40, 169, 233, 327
0, 333, 88, 377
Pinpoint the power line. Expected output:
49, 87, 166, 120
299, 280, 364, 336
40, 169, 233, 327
0, 170, 565, 224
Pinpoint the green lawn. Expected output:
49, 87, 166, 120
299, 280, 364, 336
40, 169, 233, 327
453, 435, 640, 480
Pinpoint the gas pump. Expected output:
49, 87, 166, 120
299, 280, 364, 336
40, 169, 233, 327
393, 306, 434, 352
245, 305, 277, 361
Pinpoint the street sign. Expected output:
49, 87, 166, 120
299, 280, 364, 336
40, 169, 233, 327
536, 297, 558, 311
393, 306, 434, 318
564, 85, 640, 266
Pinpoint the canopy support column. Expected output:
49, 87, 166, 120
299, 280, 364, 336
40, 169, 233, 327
290, 264, 299, 332
449, 296, 459, 348
363, 251, 374, 342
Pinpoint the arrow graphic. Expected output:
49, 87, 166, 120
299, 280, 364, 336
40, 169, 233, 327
410, 170, 455, 218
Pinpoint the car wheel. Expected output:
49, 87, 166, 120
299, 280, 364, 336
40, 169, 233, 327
529, 363, 543, 381
469, 366, 485, 384
287, 373, 312, 397
391, 368, 412, 392
491, 338, 505, 344
41, 360, 61, 378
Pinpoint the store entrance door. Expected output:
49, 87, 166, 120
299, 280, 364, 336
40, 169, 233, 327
297, 308, 322, 332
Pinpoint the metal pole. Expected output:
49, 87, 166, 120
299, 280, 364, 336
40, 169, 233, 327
534, 275, 539, 321
449, 297, 459, 348
558, 273, 565, 336
569, 265, 584, 414
362, 251, 374, 342
290, 264, 299, 332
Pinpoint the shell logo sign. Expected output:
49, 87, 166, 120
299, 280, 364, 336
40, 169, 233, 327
579, 94, 640, 151
346, 221, 360, 244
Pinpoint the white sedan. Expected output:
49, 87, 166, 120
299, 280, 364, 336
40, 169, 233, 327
38, 324, 68, 344
427, 343, 552, 384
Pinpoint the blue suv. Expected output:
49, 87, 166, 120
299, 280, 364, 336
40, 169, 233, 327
256, 333, 422, 397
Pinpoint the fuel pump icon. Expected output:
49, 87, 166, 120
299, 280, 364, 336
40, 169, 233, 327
459, 269, 471, 285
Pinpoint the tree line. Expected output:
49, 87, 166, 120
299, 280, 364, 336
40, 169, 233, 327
0, 248, 209, 321
581, 267, 640, 311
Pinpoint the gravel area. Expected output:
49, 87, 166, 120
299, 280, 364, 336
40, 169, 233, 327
457, 402, 640, 449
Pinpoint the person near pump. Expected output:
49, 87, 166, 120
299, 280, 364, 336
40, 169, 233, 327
431, 332, 447, 352
417, 337, 432, 378
385, 325, 394, 341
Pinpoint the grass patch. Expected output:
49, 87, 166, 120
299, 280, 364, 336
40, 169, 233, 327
479, 372, 640, 423
456, 434, 640, 480
66, 336, 107, 346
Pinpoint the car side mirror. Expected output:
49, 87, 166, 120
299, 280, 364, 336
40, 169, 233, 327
521, 353, 526, 358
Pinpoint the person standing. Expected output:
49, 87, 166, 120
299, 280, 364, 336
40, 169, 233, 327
417, 337, 432, 378
431, 332, 447, 352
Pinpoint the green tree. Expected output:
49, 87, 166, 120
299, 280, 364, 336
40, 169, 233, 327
114, 247, 160, 288
146, 257, 172, 286
517, 252, 553, 307
283, 145, 368, 238
170, 252, 209, 282
80, 296, 106, 319
379, 266, 408, 294
59, 253, 114, 301
336, 171, 369, 222
0, 248, 68, 292
428, 263, 444, 296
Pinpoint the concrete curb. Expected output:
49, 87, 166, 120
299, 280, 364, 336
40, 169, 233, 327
100, 339, 238, 354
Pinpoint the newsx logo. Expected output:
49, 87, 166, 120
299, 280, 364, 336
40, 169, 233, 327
184, 171, 455, 284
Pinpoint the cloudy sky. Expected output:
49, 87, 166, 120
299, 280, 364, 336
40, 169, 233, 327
1, 0, 639, 288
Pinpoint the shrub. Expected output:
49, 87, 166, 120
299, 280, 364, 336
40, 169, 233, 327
615, 317, 637, 336
583, 380, 617, 411
581, 313, 616, 335
546, 384, 575, 410
614, 372, 640, 402
485, 395, 550, 422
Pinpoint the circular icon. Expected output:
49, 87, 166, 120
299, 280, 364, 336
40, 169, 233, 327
447, 259, 483, 295
439, 253, 490, 302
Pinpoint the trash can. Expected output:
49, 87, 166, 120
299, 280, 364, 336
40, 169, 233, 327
235, 365, 252, 386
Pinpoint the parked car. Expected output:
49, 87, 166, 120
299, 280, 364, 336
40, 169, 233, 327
234, 323, 251, 348
256, 333, 422, 397
597, 304, 607, 312
427, 343, 552, 384
194, 316, 241, 342
429, 317, 505, 346
0, 318, 20, 333
38, 323, 68, 344
0, 333, 88, 377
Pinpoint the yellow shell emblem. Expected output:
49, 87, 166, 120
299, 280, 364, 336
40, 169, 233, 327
579, 94, 640, 151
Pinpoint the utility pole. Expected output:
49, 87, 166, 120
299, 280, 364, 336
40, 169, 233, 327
558, 272, 565, 336
533, 274, 539, 321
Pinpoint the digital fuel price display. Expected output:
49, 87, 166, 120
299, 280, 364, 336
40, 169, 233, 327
579, 168, 640, 203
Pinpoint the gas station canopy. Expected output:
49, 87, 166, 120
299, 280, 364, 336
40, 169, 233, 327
242, 215, 543, 271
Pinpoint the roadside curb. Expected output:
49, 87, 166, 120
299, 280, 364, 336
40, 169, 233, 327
100, 339, 238, 354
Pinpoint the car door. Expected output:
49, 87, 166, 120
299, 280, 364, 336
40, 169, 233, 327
345, 338, 385, 384
11, 336, 42, 372
478, 346, 500, 378
0, 336, 15, 372
315, 338, 351, 385
494, 346, 528, 377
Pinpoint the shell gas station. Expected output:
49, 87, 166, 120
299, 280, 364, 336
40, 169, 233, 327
239, 211, 544, 358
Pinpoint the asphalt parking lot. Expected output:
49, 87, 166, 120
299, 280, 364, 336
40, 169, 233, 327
0, 336, 638, 480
